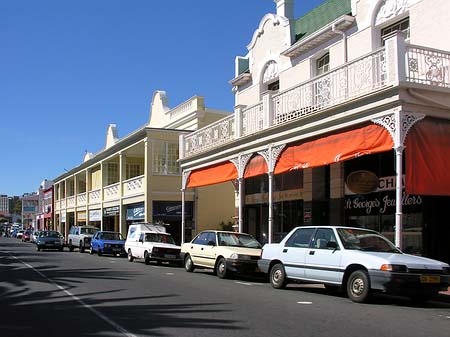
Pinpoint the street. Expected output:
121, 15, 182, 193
1, 236, 450, 337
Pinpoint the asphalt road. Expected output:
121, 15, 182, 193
1, 236, 450, 337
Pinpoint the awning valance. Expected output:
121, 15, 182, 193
187, 161, 238, 188
244, 155, 268, 179
274, 124, 393, 174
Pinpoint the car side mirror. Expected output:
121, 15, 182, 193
327, 241, 338, 250
207, 240, 216, 246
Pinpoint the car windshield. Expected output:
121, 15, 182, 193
80, 227, 97, 235
217, 232, 261, 249
40, 231, 61, 238
144, 233, 176, 244
337, 228, 401, 253
102, 232, 124, 240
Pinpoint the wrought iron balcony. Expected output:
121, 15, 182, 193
180, 35, 450, 160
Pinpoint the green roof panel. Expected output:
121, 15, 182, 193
294, 0, 352, 41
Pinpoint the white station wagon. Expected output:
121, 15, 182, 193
258, 226, 450, 303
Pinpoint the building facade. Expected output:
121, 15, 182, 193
22, 193, 39, 229
53, 92, 235, 244
179, 0, 450, 263
36, 179, 54, 231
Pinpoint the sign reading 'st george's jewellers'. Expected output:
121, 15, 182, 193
345, 193, 423, 215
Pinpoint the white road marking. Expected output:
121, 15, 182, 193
165, 272, 174, 275
234, 281, 253, 286
297, 301, 313, 305
10, 254, 137, 337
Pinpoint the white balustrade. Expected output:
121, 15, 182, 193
77, 192, 87, 206
184, 114, 235, 157
61, 199, 66, 209
123, 175, 144, 197
242, 103, 264, 136
67, 196, 76, 208
89, 189, 101, 204
103, 183, 120, 201
406, 45, 450, 88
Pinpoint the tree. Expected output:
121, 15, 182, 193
13, 199, 22, 215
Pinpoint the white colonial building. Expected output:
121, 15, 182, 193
179, 0, 450, 263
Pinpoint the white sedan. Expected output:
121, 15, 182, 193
258, 226, 450, 303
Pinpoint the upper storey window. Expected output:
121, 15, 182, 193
381, 17, 410, 45
316, 53, 330, 76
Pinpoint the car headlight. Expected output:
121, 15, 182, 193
230, 253, 251, 260
380, 264, 408, 272
104, 244, 110, 248
152, 247, 159, 253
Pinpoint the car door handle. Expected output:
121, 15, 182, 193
283, 249, 288, 253
309, 251, 315, 255
201, 247, 204, 250
190, 246, 193, 249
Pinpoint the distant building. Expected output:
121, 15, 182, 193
0, 195, 8, 216
36, 179, 54, 230
22, 194, 39, 229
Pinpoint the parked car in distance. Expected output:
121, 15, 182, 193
22, 230, 32, 242
258, 226, 450, 303
35, 230, 65, 251
31, 231, 40, 243
90, 231, 126, 256
125, 223, 182, 265
181, 230, 262, 279
67, 226, 98, 253
16, 230, 24, 239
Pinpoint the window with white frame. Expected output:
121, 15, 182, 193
126, 163, 142, 179
106, 162, 119, 185
153, 141, 180, 175
316, 53, 330, 76
381, 17, 410, 45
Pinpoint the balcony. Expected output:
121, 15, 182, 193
89, 189, 101, 204
180, 38, 450, 160
123, 175, 144, 197
77, 192, 87, 206
103, 183, 120, 201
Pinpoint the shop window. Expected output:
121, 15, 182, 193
381, 17, 410, 45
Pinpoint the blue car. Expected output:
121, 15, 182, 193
90, 231, 126, 256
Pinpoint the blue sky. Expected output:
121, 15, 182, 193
1, 0, 326, 196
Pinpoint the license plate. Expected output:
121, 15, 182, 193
420, 275, 440, 283
164, 254, 176, 259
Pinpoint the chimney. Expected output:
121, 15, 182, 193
274, 0, 294, 20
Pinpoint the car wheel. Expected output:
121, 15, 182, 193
69, 240, 74, 252
144, 251, 150, 265
97, 248, 102, 256
79, 241, 84, 253
36, 246, 40, 251
184, 255, 195, 272
347, 270, 371, 303
89, 246, 94, 255
216, 257, 229, 279
270, 263, 287, 289
127, 249, 134, 262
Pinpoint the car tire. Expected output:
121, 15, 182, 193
127, 249, 134, 262
184, 255, 195, 272
144, 251, 150, 265
97, 248, 102, 256
347, 270, 371, 303
79, 241, 85, 253
270, 263, 287, 289
216, 257, 229, 279
69, 240, 74, 252
36, 246, 40, 252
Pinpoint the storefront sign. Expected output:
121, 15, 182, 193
89, 209, 102, 222
61, 212, 66, 223
346, 170, 379, 194
77, 211, 87, 221
345, 173, 406, 195
103, 206, 120, 217
245, 189, 303, 205
304, 208, 312, 223
345, 192, 423, 215
153, 201, 193, 217
126, 203, 145, 220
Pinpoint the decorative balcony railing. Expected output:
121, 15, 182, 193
242, 103, 264, 136
61, 199, 66, 209
77, 192, 87, 206
66, 196, 76, 208
104, 183, 120, 201
406, 44, 450, 88
184, 114, 235, 156
273, 49, 386, 125
89, 189, 101, 204
123, 175, 144, 197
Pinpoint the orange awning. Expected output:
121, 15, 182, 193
244, 155, 268, 178
406, 118, 450, 196
187, 161, 238, 188
274, 124, 393, 174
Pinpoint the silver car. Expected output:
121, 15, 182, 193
258, 226, 450, 303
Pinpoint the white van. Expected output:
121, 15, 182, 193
125, 223, 182, 266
